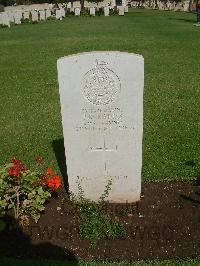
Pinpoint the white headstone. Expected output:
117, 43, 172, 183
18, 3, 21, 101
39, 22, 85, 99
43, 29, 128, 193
39, 10, 45, 20
111, 0, 116, 7
61, 8, 65, 17
23, 11, 30, 19
183, 0, 189, 11
75, 7, 80, 16
7, 12, 15, 22
31, 10, 38, 22
56, 9, 62, 20
124, 6, 128, 12
1, 12, 10, 27
104, 6, 109, 16
118, 6, 124, 15
57, 51, 143, 203
90, 7, 95, 16
14, 11, 22, 24
73, 1, 81, 8
122, 0, 126, 6
67, 2, 72, 8
45, 9, 51, 19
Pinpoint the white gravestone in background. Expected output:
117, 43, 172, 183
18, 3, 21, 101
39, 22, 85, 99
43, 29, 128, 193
122, 0, 126, 6
14, 11, 22, 24
75, 7, 81, 16
118, 6, 124, 15
45, 9, 51, 19
23, 11, 30, 19
111, 0, 116, 7
57, 52, 143, 203
39, 10, 45, 20
73, 1, 81, 8
8, 12, 15, 22
56, 9, 62, 20
124, 6, 128, 12
67, 2, 72, 8
90, 7, 95, 16
1, 12, 10, 27
104, 6, 109, 16
31, 11, 38, 22
61, 8, 65, 17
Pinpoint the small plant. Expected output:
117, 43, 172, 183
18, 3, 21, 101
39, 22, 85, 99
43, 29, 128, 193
21, 18, 30, 24
31, 20, 38, 24
0, 158, 61, 224
110, 9, 118, 16
96, 7, 104, 16
81, 10, 90, 16
47, 16, 56, 20
72, 178, 126, 247
1, 24, 9, 28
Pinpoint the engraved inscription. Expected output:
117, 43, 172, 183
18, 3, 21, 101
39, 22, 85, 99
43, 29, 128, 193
75, 107, 131, 131
82, 60, 121, 106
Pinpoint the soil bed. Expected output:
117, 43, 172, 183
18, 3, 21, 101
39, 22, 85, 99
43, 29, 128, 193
0, 181, 199, 261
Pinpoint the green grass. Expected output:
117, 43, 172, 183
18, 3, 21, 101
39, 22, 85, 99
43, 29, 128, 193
0, 10, 200, 180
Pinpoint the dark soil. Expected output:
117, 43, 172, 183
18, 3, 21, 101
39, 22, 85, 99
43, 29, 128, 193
0, 181, 200, 262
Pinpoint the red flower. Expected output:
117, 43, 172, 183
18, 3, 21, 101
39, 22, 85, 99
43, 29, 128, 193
8, 158, 26, 177
47, 167, 53, 175
47, 175, 61, 189
8, 168, 20, 177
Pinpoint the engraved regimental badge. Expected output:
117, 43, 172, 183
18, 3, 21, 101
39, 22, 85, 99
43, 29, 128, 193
82, 60, 121, 106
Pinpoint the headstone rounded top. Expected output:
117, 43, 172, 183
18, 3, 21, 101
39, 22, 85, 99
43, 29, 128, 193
57, 51, 144, 63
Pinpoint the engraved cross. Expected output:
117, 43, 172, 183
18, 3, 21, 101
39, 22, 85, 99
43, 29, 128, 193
89, 136, 118, 172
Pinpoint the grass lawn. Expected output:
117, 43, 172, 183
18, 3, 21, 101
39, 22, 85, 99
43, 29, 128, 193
0, 9, 200, 181
0, 8, 200, 265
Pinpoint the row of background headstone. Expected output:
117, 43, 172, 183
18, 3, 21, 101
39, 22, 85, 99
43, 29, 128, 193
0, 6, 129, 27
2, 0, 192, 15
3, 1, 121, 11
130, 0, 191, 12
0, 8, 65, 27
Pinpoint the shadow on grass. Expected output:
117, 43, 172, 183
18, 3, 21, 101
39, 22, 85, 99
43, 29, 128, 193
52, 139, 69, 193
0, 215, 78, 264
168, 17, 196, 23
